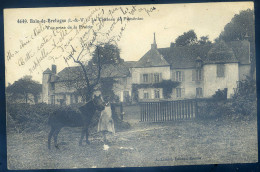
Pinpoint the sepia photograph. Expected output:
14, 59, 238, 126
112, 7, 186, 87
4, 2, 257, 170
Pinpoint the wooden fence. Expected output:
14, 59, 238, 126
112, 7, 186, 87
140, 99, 197, 122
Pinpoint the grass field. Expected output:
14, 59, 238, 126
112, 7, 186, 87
7, 105, 258, 169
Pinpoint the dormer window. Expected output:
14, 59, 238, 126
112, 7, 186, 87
196, 61, 202, 68
196, 56, 203, 68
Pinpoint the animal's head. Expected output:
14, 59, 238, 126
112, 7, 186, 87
93, 94, 105, 111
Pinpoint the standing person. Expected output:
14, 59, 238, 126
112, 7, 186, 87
97, 102, 115, 145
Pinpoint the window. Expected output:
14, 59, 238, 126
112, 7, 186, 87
176, 88, 184, 98
154, 73, 160, 83
196, 61, 202, 68
192, 69, 203, 81
196, 69, 202, 81
217, 64, 225, 77
70, 95, 73, 104
75, 96, 78, 103
144, 92, 149, 99
123, 91, 130, 102
173, 71, 184, 82
51, 95, 55, 105
122, 77, 127, 85
196, 88, 203, 98
154, 90, 160, 99
176, 71, 182, 81
51, 83, 55, 90
143, 74, 148, 83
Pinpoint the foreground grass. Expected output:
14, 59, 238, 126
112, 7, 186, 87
7, 107, 258, 169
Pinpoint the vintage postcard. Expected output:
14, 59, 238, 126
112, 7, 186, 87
4, 2, 257, 170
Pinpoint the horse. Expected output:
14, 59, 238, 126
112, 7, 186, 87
47, 94, 105, 149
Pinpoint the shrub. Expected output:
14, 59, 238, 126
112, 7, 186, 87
231, 77, 257, 118
6, 102, 131, 134
6, 103, 59, 133
199, 77, 256, 120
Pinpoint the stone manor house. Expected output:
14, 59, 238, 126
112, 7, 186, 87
42, 34, 251, 105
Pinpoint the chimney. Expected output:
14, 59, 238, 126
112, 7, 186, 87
52, 64, 57, 74
151, 32, 157, 49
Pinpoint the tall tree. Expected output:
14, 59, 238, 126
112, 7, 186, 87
6, 76, 42, 104
198, 36, 212, 45
219, 9, 254, 43
218, 9, 255, 77
175, 30, 198, 46
69, 42, 122, 101
92, 43, 122, 65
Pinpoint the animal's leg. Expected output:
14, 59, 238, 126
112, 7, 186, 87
85, 127, 90, 144
103, 131, 108, 144
79, 127, 87, 146
53, 127, 61, 149
48, 127, 55, 150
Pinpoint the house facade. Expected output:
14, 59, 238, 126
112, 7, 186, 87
42, 63, 133, 105
131, 34, 250, 101
42, 34, 251, 105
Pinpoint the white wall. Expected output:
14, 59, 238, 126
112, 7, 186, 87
171, 69, 204, 99
203, 63, 239, 98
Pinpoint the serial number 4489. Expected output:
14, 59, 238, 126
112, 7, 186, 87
17, 19, 28, 23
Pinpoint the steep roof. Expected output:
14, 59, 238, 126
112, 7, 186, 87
43, 68, 53, 74
56, 66, 83, 82
205, 41, 238, 64
123, 61, 137, 68
135, 48, 169, 68
101, 63, 130, 78
55, 62, 131, 82
155, 40, 249, 69
158, 44, 212, 68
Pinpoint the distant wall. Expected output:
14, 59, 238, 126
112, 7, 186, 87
42, 74, 50, 104
239, 64, 251, 81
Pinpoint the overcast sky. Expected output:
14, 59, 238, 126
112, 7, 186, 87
4, 2, 254, 84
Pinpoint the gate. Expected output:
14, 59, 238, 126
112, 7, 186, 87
140, 99, 197, 122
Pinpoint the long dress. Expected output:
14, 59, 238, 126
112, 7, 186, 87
97, 105, 115, 134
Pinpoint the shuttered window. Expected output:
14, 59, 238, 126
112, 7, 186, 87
154, 90, 160, 98
196, 88, 203, 98
175, 71, 185, 82
176, 71, 181, 81
217, 64, 225, 77
143, 74, 148, 83
176, 88, 185, 97
192, 70, 196, 81
140, 73, 162, 83
154, 74, 159, 83
51, 95, 55, 105
197, 69, 202, 81
192, 69, 203, 81
144, 92, 149, 99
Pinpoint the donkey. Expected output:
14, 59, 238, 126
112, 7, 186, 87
48, 95, 105, 149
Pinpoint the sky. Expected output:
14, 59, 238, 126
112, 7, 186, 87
4, 2, 254, 84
